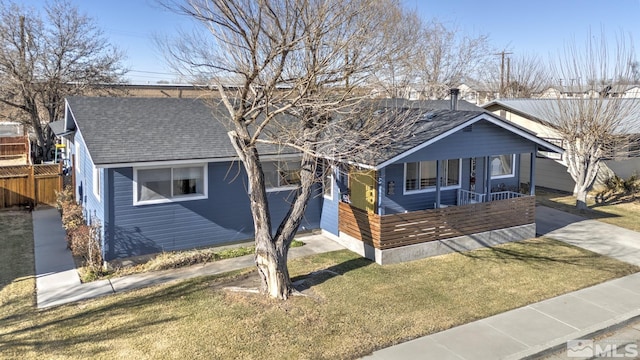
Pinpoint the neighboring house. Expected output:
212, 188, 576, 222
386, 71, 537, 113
57, 96, 562, 265
482, 99, 640, 193
539, 84, 640, 99
458, 82, 499, 105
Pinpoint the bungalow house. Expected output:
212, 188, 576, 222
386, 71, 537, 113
482, 99, 640, 193
57, 95, 562, 265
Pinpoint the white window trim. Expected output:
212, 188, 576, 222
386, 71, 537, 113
75, 141, 81, 173
490, 154, 516, 179
403, 160, 462, 195
264, 160, 301, 193
323, 167, 334, 200
133, 164, 208, 206
92, 166, 101, 202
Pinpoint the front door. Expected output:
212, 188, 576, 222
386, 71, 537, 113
349, 169, 377, 213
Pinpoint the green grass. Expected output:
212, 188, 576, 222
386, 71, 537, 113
536, 188, 640, 232
1, 210, 638, 359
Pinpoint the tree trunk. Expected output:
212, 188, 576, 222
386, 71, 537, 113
575, 187, 588, 210
228, 127, 319, 299
255, 237, 292, 299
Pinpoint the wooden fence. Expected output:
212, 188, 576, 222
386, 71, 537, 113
0, 136, 29, 162
339, 195, 535, 250
0, 163, 62, 208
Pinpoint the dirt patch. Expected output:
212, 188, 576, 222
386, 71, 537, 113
217, 270, 324, 299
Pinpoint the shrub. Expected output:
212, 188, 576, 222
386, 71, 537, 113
55, 186, 75, 211
603, 174, 639, 194
68, 221, 103, 273
56, 186, 103, 273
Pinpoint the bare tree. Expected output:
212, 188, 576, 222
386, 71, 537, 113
541, 30, 640, 209
160, 0, 417, 299
480, 52, 551, 98
413, 20, 493, 99
366, 10, 423, 99
0, 0, 125, 161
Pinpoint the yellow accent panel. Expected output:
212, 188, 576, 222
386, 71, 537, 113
349, 169, 377, 213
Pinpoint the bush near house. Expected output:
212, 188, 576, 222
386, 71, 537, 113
56, 186, 103, 274
596, 174, 639, 204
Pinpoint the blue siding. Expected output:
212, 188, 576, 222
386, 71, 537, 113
70, 128, 105, 244
378, 120, 537, 214
395, 120, 536, 163
104, 162, 322, 260
320, 168, 341, 235
381, 163, 457, 213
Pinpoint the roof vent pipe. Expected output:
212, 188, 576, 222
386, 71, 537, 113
450, 88, 460, 110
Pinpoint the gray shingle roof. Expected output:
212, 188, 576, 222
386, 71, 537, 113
66, 97, 298, 166
48, 120, 67, 136
67, 96, 527, 167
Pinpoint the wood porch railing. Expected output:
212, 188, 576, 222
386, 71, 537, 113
338, 195, 535, 250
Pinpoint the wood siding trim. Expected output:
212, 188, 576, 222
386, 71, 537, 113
339, 196, 535, 250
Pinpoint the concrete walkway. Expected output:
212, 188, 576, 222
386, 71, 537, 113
33, 207, 345, 309
34, 206, 640, 359
364, 206, 640, 360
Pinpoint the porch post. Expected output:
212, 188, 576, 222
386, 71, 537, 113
435, 159, 441, 208
484, 156, 491, 201
529, 151, 536, 195
377, 168, 385, 215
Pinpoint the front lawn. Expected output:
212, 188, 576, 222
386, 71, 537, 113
1, 210, 638, 359
536, 188, 640, 232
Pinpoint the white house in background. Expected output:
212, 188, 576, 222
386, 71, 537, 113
457, 82, 499, 105
539, 84, 640, 99
0, 122, 22, 137
483, 98, 640, 193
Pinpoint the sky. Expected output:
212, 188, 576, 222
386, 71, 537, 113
17, 0, 640, 84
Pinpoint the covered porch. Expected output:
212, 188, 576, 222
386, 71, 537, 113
336, 193, 536, 264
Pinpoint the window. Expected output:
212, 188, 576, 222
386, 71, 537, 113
93, 166, 101, 200
443, 159, 460, 187
490, 154, 515, 178
405, 159, 461, 193
264, 160, 301, 191
134, 165, 207, 205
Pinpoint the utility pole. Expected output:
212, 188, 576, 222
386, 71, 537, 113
494, 50, 513, 98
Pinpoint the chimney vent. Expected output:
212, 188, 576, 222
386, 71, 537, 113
450, 88, 460, 110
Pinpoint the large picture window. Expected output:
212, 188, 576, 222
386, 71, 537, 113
134, 164, 207, 205
405, 159, 460, 193
490, 154, 515, 178
264, 160, 301, 191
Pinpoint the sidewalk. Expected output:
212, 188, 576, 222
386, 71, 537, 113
33, 207, 345, 309
364, 206, 640, 360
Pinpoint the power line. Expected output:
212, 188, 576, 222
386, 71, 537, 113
494, 51, 513, 98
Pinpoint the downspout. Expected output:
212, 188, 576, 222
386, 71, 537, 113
529, 151, 536, 195
435, 160, 441, 208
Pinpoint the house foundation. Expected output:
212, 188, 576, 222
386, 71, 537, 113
324, 223, 536, 265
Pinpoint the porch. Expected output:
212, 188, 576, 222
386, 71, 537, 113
335, 191, 536, 264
